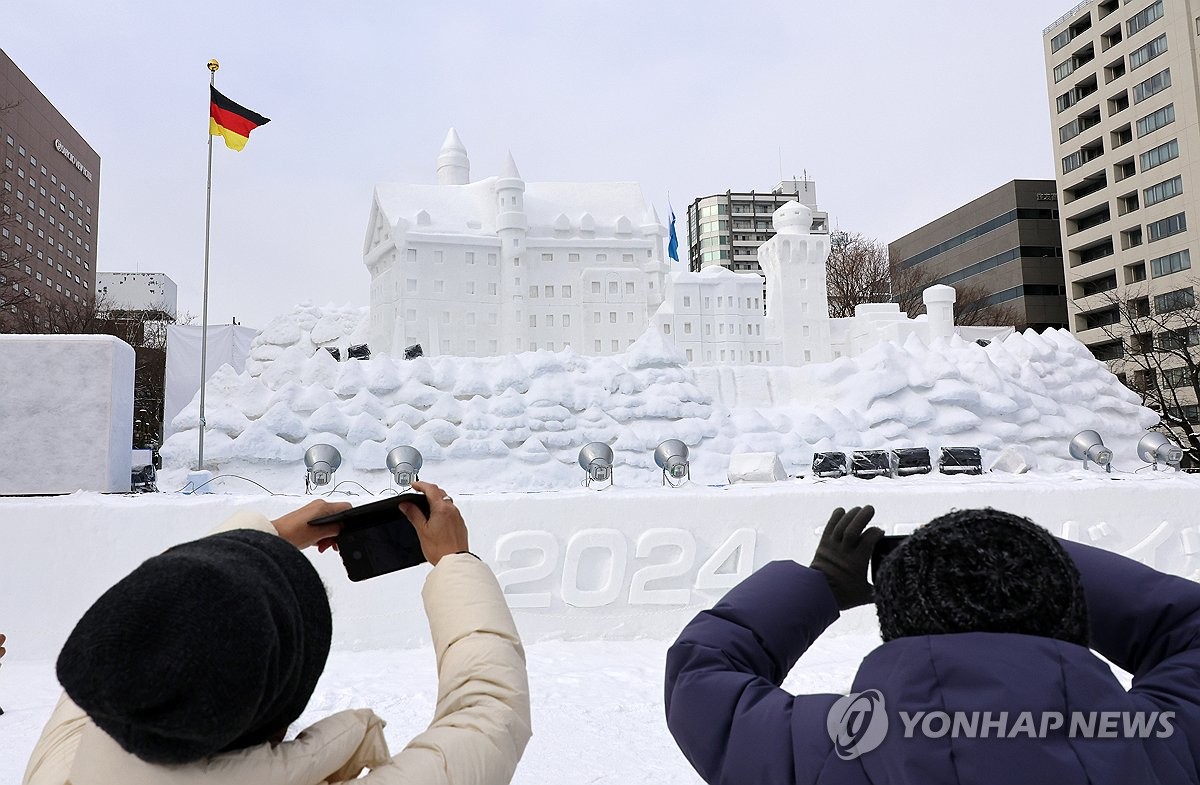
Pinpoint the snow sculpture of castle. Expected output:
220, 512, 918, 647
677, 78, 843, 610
363, 129, 669, 357
649, 199, 991, 365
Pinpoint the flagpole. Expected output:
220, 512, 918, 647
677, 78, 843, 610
197, 58, 219, 471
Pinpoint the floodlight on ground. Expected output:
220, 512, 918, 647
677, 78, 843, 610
892, 447, 932, 476
812, 452, 848, 478
1069, 430, 1112, 473
579, 442, 614, 488
403, 343, 424, 360
347, 343, 371, 360
386, 445, 423, 489
654, 439, 690, 487
324, 346, 341, 361
852, 450, 892, 479
939, 447, 983, 475
1137, 432, 1184, 471
304, 444, 342, 492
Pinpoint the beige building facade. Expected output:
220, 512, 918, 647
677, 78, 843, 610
1045, 0, 1200, 416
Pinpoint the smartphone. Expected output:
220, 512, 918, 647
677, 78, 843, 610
308, 493, 431, 581
870, 534, 908, 585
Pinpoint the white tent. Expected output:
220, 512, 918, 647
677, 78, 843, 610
163, 323, 258, 439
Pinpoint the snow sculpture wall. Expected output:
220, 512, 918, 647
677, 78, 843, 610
159, 303, 1158, 495
650, 266, 770, 365
4, 478, 1200, 660
0, 335, 134, 493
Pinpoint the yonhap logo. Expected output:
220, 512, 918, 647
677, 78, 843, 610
826, 690, 889, 759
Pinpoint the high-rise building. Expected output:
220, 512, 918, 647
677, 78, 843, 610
889, 180, 1068, 330
1044, 0, 1198, 418
686, 180, 828, 274
0, 48, 100, 331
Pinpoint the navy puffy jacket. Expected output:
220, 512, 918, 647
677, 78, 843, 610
664, 541, 1200, 784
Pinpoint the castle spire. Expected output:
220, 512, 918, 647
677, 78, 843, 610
436, 127, 470, 185
500, 150, 522, 181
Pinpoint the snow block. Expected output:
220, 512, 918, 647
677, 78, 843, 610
0, 335, 135, 493
727, 452, 788, 483
989, 444, 1039, 474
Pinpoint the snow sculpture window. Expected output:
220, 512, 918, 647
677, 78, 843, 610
609, 282, 618, 295
627, 312, 634, 323
435, 251, 444, 263
595, 340, 602, 351
547, 315, 555, 327
489, 340, 498, 352
406, 279, 418, 293
529, 286, 538, 298
467, 282, 475, 295
489, 313, 497, 324
625, 282, 634, 295
592, 282, 601, 294
563, 314, 571, 327
612, 340, 620, 351
664, 324, 671, 334
597, 253, 607, 262
684, 323, 692, 334
488, 254, 497, 265
542, 253, 553, 262
489, 283, 497, 295
594, 311, 601, 323
686, 349, 693, 361
569, 253, 580, 263
609, 312, 617, 323
441, 311, 450, 323
683, 296, 691, 307
434, 280, 444, 293
467, 313, 476, 325
545, 285, 554, 298
406, 309, 416, 321
530, 315, 537, 327
563, 285, 572, 298
466, 252, 475, 264
407, 249, 417, 261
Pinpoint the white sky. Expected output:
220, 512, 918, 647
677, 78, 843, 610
6, 0, 1066, 328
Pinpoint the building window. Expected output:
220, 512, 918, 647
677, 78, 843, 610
406, 278, 418, 292
569, 253, 579, 263
593, 311, 601, 323
626, 312, 634, 323
1129, 33, 1167, 70
686, 349, 693, 361
595, 340, 602, 352
529, 285, 538, 298
466, 281, 475, 294
684, 322, 692, 334
542, 253, 553, 262
488, 283, 497, 295
1140, 138, 1179, 171
683, 296, 691, 307
1147, 211, 1186, 241
663, 324, 672, 335
563, 285, 572, 298
612, 340, 620, 352
1144, 175, 1183, 206
608, 281, 618, 295
625, 282, 634, 295
1154, 287, 1194, 313
609, 311, 617, 323
529, 315, 537, 327
1133, 68, 1171, 105
466, 251, 475, 264
488, 253, 497, 265
545, 285, 554, 298
592, 281, 601, 294
1150, 249, 1191, 278
1128, 0, 1164, 36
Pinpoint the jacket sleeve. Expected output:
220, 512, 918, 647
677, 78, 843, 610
358, 554, 532, 785
664, 560, 842, 785
1063, 540, 1200, 719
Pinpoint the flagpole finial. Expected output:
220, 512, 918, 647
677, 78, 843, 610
207, 59, 220, 73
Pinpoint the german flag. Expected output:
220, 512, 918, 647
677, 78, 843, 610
209, 86, 270, 152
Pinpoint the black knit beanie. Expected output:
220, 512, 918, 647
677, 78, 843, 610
875, 508, 1089, 646
57, 529, 332, 764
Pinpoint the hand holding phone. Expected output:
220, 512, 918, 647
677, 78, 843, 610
309, 493, 431, 581
403, 480, 469, 566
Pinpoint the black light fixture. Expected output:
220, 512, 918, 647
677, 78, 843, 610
939, 447, 983, 475
347, 343, 371, 360
403, 343, 424, 360
324, 346, 341, 361
852, 450, 892, 479
892, 448, 932, 476
812, 452, 849, 478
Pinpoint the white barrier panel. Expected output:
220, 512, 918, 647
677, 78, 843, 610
0, 335, 134, 494
2, 474, 1200, 661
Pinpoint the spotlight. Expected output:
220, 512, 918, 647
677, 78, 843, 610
939, 447, 983, 475
1137, 432, 1184, 471
386, 445, 423, 489
812, 452, 848, 478
852, 450, 892, 479
1069, 430, 1112, 473
304, 444, 342, 492
323, 346, 341, 361
892, 447, 932, 476
578, 442, 614, 488
654, 439, 690, 487
347, 343, 371, 360
403, 343, 424, 360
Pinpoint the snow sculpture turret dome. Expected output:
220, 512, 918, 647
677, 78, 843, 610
772, 201, 813, 235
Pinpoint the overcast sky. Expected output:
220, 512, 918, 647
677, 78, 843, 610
6, 0, 1067, 328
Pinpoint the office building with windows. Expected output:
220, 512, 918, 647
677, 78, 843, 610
686, 180, 828, 274
889, 180, 1069, 330
0, 48, 100, 330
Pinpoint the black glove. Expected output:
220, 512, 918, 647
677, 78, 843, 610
810, 506, 885, 610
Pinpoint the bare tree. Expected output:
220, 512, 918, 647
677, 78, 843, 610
1091, 280, 1200, 464
825, 230, 1022, 327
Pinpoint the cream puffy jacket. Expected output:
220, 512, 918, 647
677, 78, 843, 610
22, 512, 532, 785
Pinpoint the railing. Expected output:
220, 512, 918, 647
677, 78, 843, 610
1045, 0, 1095, 36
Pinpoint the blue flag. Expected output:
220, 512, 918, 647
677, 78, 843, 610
667, 203, 680, 262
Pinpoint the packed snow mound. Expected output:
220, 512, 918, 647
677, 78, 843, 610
161, 305, 1158, 492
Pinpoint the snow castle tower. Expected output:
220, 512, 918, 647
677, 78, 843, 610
759, 201, 833, 365
436, 128, 470, 186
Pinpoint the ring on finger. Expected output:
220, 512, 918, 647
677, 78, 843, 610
442, 496, 453, 503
